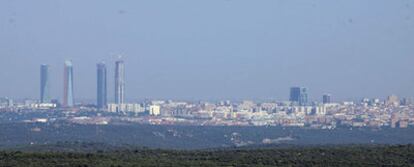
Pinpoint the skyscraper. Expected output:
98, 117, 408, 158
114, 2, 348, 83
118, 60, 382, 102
63, 60, 74, 107
40, 64, 50, 103
323, 94, 331, 104
290, 87, 308, 106
97, 62, 107, 109
115, 60, 125, 105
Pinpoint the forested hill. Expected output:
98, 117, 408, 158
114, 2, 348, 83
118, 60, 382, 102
1, 145, 414, 167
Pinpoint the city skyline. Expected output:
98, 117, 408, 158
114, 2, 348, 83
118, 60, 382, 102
36, 61, 413, 106
0, 0, 413, 100
1, 1, 414, 164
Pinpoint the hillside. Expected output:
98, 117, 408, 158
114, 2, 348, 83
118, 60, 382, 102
1, 145, 413, 167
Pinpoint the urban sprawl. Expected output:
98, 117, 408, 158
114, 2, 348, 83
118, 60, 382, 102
0, 60, 413, 129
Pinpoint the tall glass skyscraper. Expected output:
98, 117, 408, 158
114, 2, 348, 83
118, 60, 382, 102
40, 64, 50, 103
97, 62, 107, 109
290, 87, 308, 106
115, 60, 125, 104
63, 60, 74, 107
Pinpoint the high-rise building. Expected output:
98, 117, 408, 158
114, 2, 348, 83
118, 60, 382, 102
97, 62, 107, 109
290, 87, 308, 106
40, 64, 50, 103
115, 60, 125, 105
63, 60, 74, 107
323, 94, 331, 104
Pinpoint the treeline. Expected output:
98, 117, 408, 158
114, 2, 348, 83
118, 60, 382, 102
1, 145, 414, 167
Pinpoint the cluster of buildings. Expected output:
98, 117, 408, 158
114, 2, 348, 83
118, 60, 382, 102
0, 60, 413, 129
1, 94, 413, 129
38, 59, 126, 111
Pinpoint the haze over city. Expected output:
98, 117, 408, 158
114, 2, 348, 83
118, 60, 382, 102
1, 0, 414, 101
2, 1, 414, 166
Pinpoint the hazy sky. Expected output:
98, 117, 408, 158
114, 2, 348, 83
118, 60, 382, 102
0, 0, 413, 102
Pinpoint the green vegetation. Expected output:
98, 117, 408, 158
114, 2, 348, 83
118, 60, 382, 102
1, 145, 414, 167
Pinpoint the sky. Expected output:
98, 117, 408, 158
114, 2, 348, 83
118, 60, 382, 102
0, 0, 413, 102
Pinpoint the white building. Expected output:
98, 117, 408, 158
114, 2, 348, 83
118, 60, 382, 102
149, 105, 161, 116
107, 103, 145, 113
